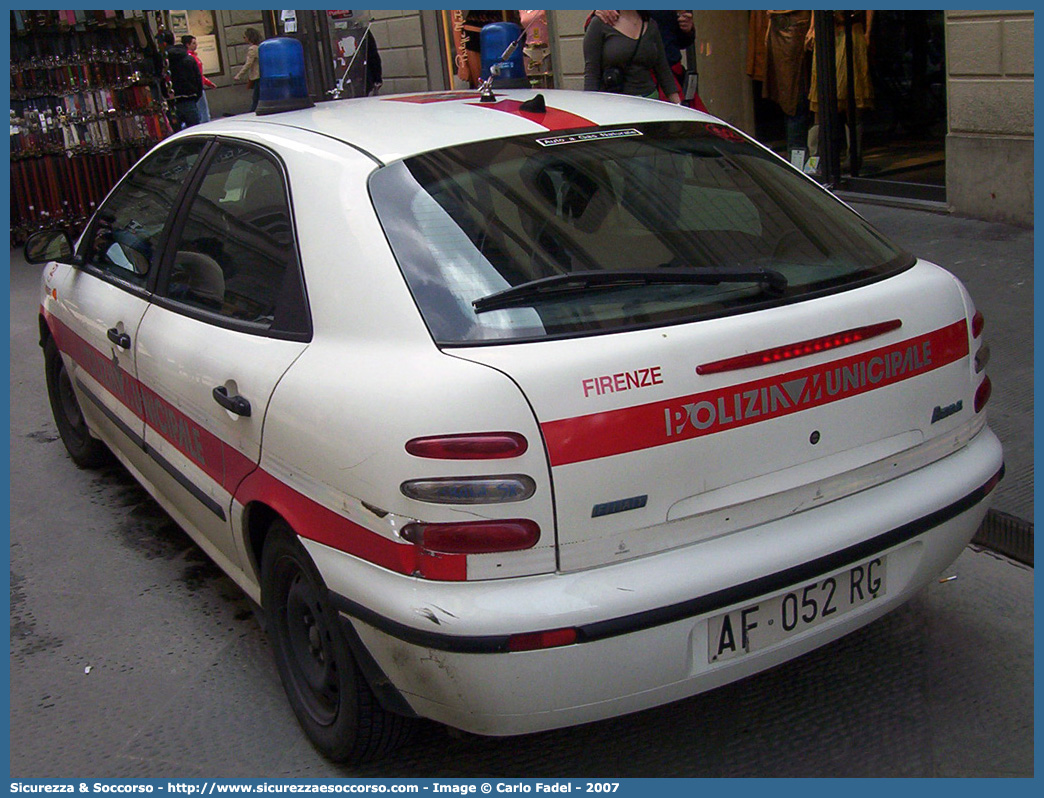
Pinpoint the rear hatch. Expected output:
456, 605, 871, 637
369, 117, 982, 572
451, 261, 977, 571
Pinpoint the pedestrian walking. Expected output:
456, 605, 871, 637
234, 28, 262, 112
182, 35, 215, 123
165, 34, 203, 127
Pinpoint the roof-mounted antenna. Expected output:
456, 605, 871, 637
478, 21, 532, 103
328, 21, 374, 99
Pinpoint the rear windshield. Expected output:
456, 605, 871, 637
370, 121, 910, 345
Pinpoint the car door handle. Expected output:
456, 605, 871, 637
107, 327, 131, 349
212, 386, 251, 417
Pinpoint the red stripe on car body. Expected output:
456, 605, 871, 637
41, 309, 468, 581
542, 321, 970, 467
234, 469, 467, 581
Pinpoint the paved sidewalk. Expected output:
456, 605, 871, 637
851, 202, 1034, 538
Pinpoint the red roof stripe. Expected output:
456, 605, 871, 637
467, 98, 598, 130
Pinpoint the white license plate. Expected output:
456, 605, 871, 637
708, 555, 887, 663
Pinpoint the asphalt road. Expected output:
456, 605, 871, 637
7, 244, 1033, 778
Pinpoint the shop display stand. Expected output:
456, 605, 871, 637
10, 10, 172, 246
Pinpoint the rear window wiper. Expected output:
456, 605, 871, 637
472, 267, 787, 314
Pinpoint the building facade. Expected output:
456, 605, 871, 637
944, 9, 1034, 226
367, 9, 1033, 226
10, 9, 1034, 228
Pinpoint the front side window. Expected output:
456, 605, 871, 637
84, 140, 206, 286
371, 121, 911, 345
165, 142, 301, 331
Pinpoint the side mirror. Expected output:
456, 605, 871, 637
24, 229, 77, 265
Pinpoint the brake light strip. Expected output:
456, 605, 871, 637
696, 320, 903, 375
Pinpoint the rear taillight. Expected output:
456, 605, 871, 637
972, 310, 985, 339
696, 320, 902, 375
401, 519, 540, 554
406, 433, 528, 460
401, 475, 536, 504
507, 627, 578, 652
974, 376, 992, 413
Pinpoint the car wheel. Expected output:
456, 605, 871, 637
44, 337, 109, 468
261, 520, 412, 763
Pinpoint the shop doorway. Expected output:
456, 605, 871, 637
439, 11, 553, 90
751, 10, 946, 201
845, 10, 946, 199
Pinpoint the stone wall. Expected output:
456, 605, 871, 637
368, 10, 432, 94
945, 10, 1034, 226
550, 10, 589, 91
690, 11, 754, 133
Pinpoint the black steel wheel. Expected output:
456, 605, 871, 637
44, 336, 109, 468
261, 520, 413, 763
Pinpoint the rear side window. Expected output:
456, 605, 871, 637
164, 142, 308, 335
371, 121, 910, 345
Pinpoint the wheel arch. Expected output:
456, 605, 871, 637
243, 499, 280, 586
39, 312, 54, 349
246, 502, 420, 728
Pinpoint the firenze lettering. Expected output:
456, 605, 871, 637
583, 366, 662, 398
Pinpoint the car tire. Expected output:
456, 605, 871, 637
44, 336, 109, 468
261, 520, 413, 763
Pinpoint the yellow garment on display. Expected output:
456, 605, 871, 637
809, 19, 873, 112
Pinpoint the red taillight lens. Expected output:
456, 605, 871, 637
507, 627, 578, 652
401, 519, 540, 554
974, 376, 992, 413
971, 310, 985, 339
696, 320, 902, 375
405, 433, 528, 460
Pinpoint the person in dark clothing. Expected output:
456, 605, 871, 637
363, 30, 383, 95
583, 10, 679, 102
592, 10, 706, 110
459, 10, 506, 88
165, 38, 203, 128
648, 10, 693, 66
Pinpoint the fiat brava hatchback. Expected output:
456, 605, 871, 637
26, 89, 1003, 763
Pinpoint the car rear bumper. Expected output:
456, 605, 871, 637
305, 426, 1003, 735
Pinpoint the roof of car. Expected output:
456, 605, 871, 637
196, 89, 712, 164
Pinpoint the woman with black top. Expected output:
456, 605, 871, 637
583, 10, 680, 102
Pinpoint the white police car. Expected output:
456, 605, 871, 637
26, 83, 1003, 762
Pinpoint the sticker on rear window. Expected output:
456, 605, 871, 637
536, 128, 642, 147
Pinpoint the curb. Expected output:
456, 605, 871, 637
973, 509, 1034, 566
